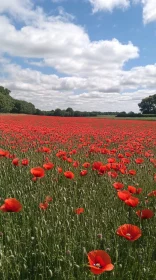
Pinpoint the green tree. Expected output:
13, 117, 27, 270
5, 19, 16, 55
0, 86, 11, 96
0, 92, 15, 113
54, 108, 63, 116
138, 94, 156, 114
66, 107, 74, 116
11, 100, 36, 114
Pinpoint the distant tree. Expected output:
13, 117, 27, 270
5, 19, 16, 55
66, 107, 74, 116
138, 94, 156, 114
54, 108, 63, 116
0, 86, 11, 96
11, 100, 36, 114
0, 92, 14, 113
35, 109, 44, 115
74, 111, 82, 117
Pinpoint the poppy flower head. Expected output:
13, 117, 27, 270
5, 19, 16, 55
74, 208, 84, 214
128, 186, 136, 194
57, 167, 63, 173
0, 198, 22, 212
117, 190, 131, 201
148, 190, 156, 197
21, 158, 29, 166
125, 196, 139, 207
116, 224, 142, 241
64, 171, 74, 179
80, 170, 88, 176
12, 158, 19, 166
87, 250, 114, 275
136, 209, 154, 219
92, 161, 103, 171
135, 158, 144, 164
73, 161, 79, 167
0, 149, 9, 157
129, 170, 136, 176
39, 202, 48, 210
31, 167, 45, 178
43, 162, 54, 170
82, 162, 90, 168
113, 182, 124, 190
98, 165, 108, 174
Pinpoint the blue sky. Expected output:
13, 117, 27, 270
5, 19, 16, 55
0, 0, 156, 112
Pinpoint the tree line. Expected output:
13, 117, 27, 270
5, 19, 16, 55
0, 86, 156, 116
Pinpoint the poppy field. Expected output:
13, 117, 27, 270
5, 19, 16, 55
0, 115, 156, 280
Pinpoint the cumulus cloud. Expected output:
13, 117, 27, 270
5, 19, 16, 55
0, 56, 156, 112
141, 0, 156, 24
0, 0, 155, 112
0, 15, 139, 77
88, 0, 130, 12
88, 0, 156, 24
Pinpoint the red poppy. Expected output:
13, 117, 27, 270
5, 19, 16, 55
21, 158, 29, 166
0, 149, 9, 157
136, 209, 154, 219
136, 188, 142, 194
67, 158, 73, 163
39, 202, 48, 210
135, 158, 144, 164
45, 196, 53, 203
64, 171, 74, 179
148, 190, 156, 197
74, 208, 84, 214
108, 171, 118, 178
87, 250, 114, 275
31, 167, 45, 178
0, 198, 22, 212
92, 161, 103, 171
42, 147, 51, 153
129, 170, 136, 176
128, 186, 136, 194
57, 167, 63, 173
116, 224, 142, 241
80, 170, 88, 176
107, 158, 116, 163
43, 162, 54, 170
98, 165, 108, 174
113, 182, 124, 190
117, 190, 131, 201
12, 158, 19, 166
82, 162, 90, 168
73, 161, 79, 167
125, 196, 139, 207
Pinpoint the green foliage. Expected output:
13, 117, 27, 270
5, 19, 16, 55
0, 92, 15, 113
0, 86, 36, 114
11, 99, 36, 114
138, 94, 156, 114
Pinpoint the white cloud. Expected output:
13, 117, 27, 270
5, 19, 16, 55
0, 57, 156, 112
0, 0, 46, 24
141, 0, 156, 24
0, 15, 139, 77
88, 0, 156, 24
0, 0, 155, 112
88, 0, 130, 12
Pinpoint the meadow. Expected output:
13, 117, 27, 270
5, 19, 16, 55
0, 115, 156, 280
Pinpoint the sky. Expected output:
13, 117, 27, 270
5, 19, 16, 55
0, 0, 156, 112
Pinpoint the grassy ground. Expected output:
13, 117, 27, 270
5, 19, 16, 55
96, 115, 156, 121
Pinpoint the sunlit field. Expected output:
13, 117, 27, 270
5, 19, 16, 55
0, 115, 156, 280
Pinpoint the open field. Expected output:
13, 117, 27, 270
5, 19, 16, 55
96, 115, 156, 121
0, 115, 156, 280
